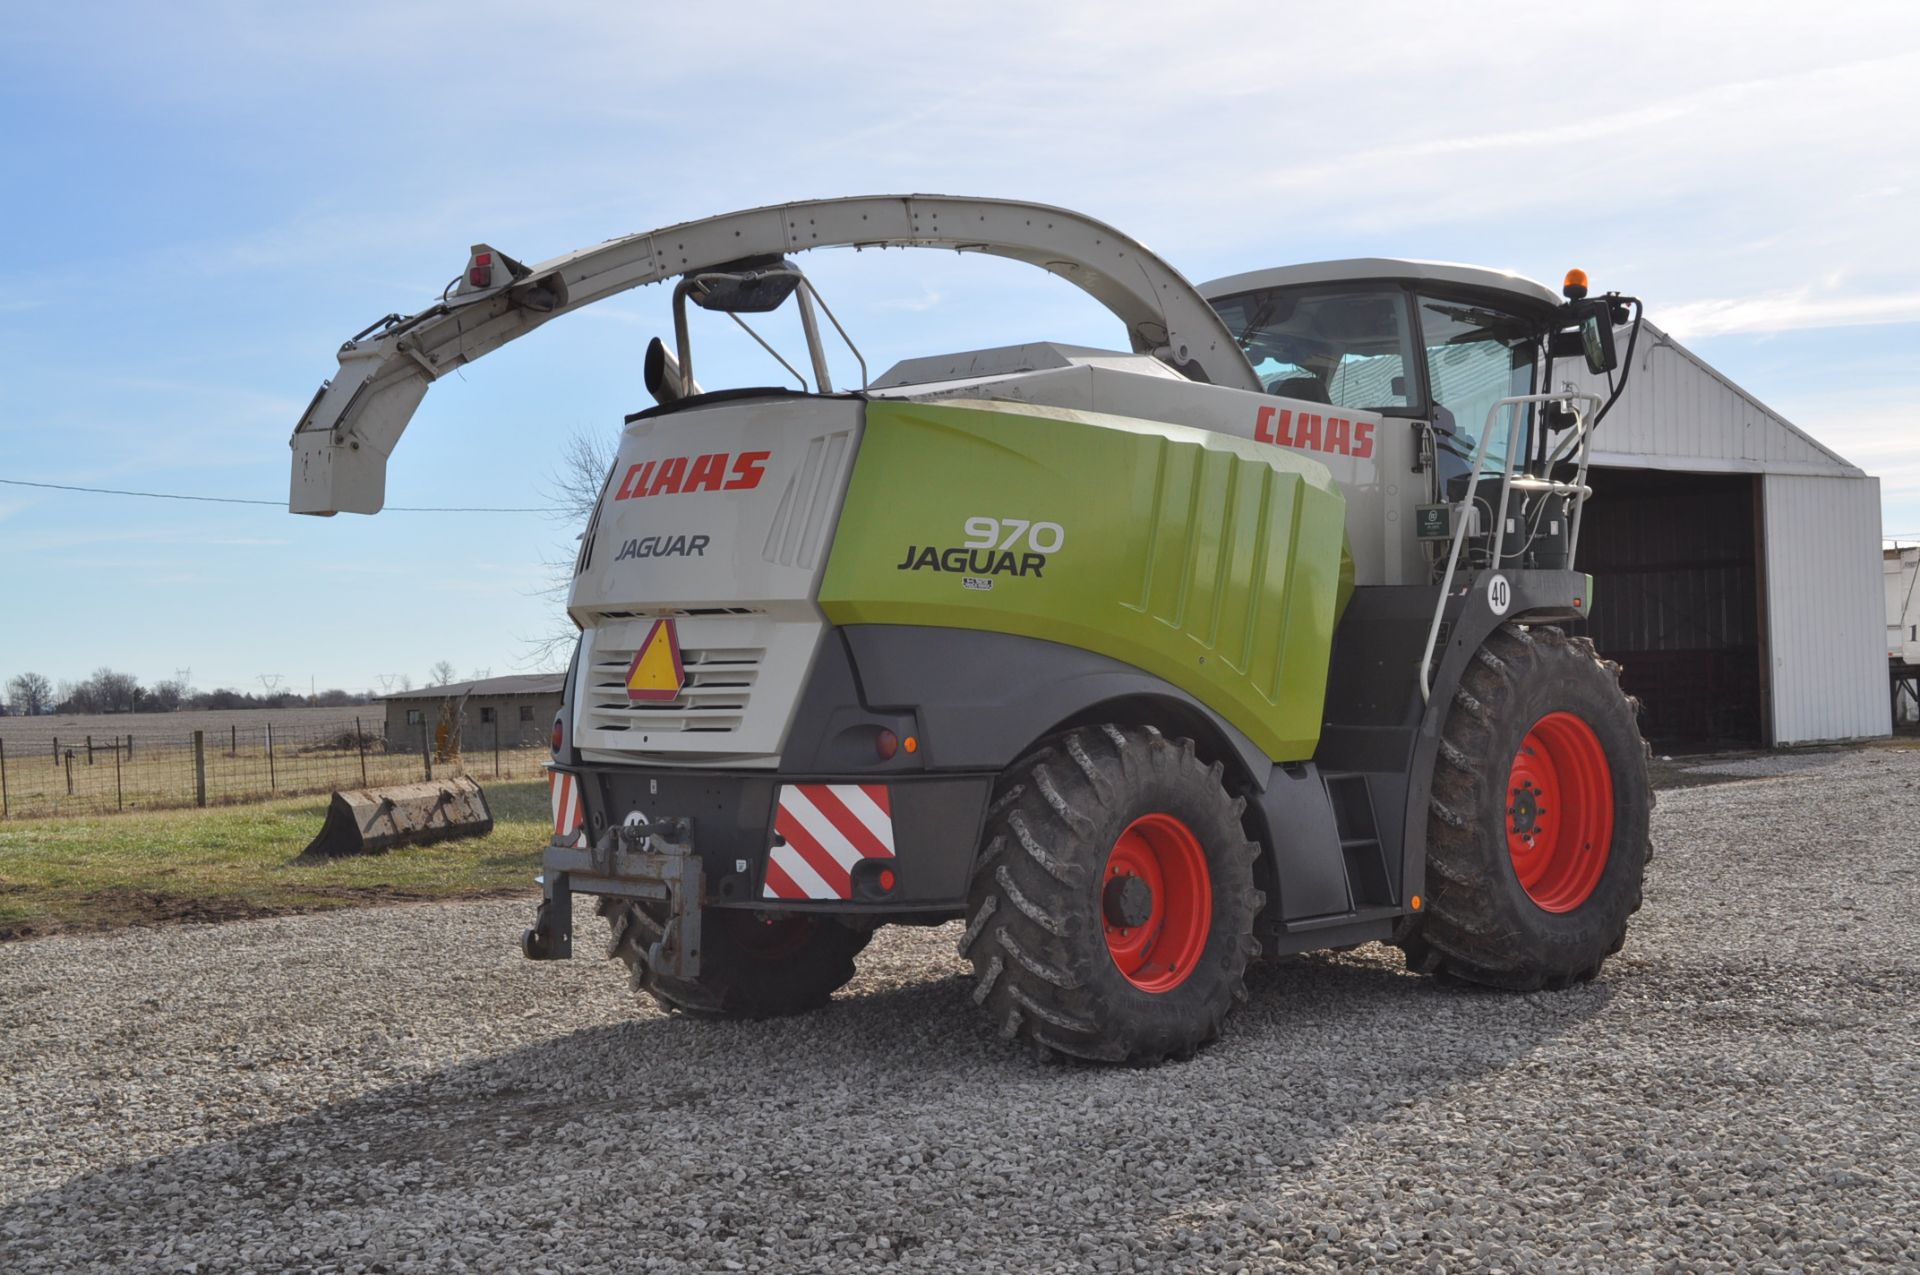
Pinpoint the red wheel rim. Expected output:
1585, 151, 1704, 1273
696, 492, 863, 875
1102, 813, 1212, 992
1506, 711, 1614, 912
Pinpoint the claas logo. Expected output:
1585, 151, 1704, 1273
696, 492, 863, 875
612, 450, 770, 501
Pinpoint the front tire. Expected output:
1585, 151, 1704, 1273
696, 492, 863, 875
960, 725, 1263, 1063
1401, 624, 1653, 989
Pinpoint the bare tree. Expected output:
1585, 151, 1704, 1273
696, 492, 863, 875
524, 425, 621, 668
428, 659, 458, 687
469, 666, 493, 682
7, 672, 52, 716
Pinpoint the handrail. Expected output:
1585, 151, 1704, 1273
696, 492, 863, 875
1418, 391, 1602, 702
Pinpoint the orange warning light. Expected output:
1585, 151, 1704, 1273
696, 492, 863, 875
903, 736, 919, 754
1411, 894, 1424, 911
624, 618, 685, 702
1562, 268, 1590, 300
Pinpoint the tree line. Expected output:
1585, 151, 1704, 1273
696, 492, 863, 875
1, 668, 373, 716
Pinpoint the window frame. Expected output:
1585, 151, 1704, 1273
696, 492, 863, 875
1213, 282, 1427, 418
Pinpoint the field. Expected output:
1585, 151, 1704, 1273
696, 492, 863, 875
0, 778, 549, 939
0, 707, 548, 819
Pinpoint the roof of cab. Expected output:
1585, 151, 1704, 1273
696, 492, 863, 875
1199, 258, 1562, 309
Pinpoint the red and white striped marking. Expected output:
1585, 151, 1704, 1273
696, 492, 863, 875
762, 783, 894, 900
548, 769, 588, 848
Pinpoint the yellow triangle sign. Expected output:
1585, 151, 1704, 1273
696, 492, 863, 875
625, 618, 685, 701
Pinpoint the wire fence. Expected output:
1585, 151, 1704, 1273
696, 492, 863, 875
0, 717, 551, 820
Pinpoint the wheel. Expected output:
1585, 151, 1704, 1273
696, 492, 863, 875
959, 724, 1263, 1063
600, 899, 871, 1017
1401, 624, 1653, 989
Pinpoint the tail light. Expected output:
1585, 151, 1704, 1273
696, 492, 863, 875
551, 718, 564, 754
468, 252, 494, 289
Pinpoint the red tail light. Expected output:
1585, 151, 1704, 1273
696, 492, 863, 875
550, 718, 564, 753
468, 252, 494, 289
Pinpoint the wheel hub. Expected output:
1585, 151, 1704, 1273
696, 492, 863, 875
1507, 779, 1543, 837
1102, 873, 1154, 929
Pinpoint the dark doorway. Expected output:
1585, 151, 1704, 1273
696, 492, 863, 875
1570, 467, 1765, 748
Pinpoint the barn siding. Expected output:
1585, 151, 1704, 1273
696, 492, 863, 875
1762, 475, 1891, 744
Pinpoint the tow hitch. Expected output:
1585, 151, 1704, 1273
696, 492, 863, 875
521, 816, 705, 979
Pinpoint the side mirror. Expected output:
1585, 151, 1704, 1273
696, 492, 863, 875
1571, 298, 1617, 375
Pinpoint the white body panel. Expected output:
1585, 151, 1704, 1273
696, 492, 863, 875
1762, 474, 1891, 745
1886, 546, 1920, 664
568, 397, 864, 766
882, 364, 1413, 586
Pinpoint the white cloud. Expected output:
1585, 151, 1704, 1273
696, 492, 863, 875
1658, 291, 1920, 340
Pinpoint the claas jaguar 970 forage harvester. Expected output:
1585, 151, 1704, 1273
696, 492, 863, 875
288, 195, 1652, 1064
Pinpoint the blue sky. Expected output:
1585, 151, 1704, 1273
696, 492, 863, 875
3, 2, 1918, 695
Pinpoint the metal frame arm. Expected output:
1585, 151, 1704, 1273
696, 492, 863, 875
289, 193, 1257, 515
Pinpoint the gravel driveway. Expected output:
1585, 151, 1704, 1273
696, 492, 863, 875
3, 748, 1915, 1273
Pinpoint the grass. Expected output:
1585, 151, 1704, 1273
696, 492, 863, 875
0, 778, 550, 940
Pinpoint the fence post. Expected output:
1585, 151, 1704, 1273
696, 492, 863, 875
230, 724, 236, 756
193, 730, 207, 807
419, 721, 432, 782
86, 734, 94, 766
266, 722, 277, 792
355, 716, 369, 787
126, 733, 133, 759
65, 750, 74, 795
114, 741, 123, 812
52, 735, 59, 765
493, 717, 501, 779
1, 737, 9, 819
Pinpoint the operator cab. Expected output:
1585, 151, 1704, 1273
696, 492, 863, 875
1201, 259, 1634, 573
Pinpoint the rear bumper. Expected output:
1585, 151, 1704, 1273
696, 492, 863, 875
545, 763, 991, 912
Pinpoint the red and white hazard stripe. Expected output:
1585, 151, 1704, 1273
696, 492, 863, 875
548, 769, 588, 848
762, 783, 894, 900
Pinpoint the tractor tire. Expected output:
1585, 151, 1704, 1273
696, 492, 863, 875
600, 899, 871, 1017
1400, 624, 1652, 990
959, 724, 1263, 1064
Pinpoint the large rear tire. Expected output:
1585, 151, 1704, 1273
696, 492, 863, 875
600, 900, 872, 1017
960, 725, 1263, 1064
1401, 624, 1653, 989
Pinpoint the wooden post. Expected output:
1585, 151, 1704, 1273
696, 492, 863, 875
64, 750, 74, 795
114, 741, 123, 812
1, 737, 9, 819
125, 733, 133, 759
266, 722, 277, 792
52, 735, 59, 765
86, 734, 94, 766
230, 723, 236, 756
493, 716, 501, 779
193, 730, 207, 807
420, 721, 432, 782
355, 715, 369, 787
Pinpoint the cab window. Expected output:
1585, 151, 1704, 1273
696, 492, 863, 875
1212, 287, 1417, 412
1418, 296, 1541, 473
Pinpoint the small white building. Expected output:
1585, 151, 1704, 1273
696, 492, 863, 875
1552, 319, 1890, 746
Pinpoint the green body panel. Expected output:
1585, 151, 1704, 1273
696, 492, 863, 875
818, 399, 1350, 760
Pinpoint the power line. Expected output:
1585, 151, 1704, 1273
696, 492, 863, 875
0, 476, 546, 513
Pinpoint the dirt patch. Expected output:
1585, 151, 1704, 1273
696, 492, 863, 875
0, 884, 535, 944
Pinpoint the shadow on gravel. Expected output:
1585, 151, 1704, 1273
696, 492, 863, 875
1, 947, 1614, 1269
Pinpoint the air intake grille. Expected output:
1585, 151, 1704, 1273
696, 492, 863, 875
584, 641, 764, 736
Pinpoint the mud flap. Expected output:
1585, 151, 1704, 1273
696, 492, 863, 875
301, 776, 494, 857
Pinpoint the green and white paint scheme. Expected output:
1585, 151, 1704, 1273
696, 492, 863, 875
821, 399, 1349, 760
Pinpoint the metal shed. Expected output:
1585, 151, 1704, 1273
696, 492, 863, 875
1548, 319, 1889, 746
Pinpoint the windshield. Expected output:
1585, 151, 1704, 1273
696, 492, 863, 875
1419, 296, 1541, 474
1211, 287, 1416, 411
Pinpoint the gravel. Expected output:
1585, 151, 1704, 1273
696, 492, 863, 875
3, 747, 1916, 1274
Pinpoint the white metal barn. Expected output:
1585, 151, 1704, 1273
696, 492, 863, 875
1550, 319, 1890, 746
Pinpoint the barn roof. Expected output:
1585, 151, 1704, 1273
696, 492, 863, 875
380, 674, 563, 702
